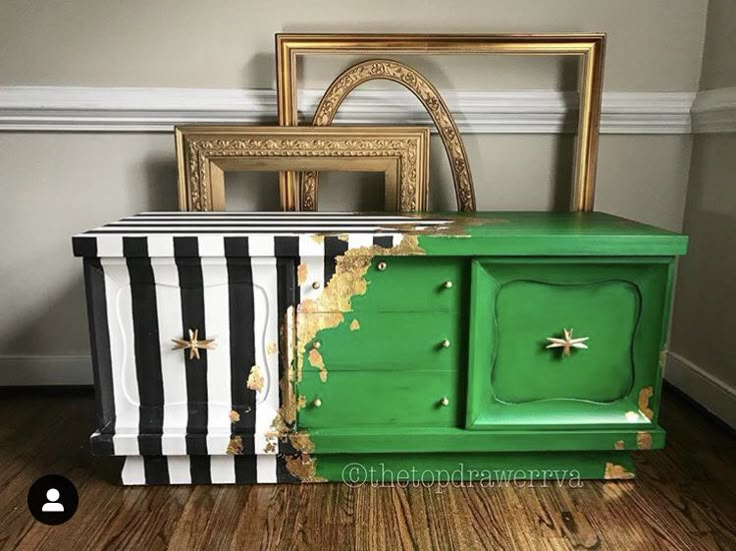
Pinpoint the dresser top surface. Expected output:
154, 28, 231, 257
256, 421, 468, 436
73, 211, 687, 257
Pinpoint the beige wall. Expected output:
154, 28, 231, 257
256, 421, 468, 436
0, 1, 708, 379
670, 0, 736, 413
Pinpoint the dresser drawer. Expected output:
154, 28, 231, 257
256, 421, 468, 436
298, 311, 464, 371
299, 256, 465, 313
297, 370, 460, 428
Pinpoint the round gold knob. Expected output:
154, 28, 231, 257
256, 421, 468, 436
312, 398, 322, 408
312, 341, 321, 350
440, 397, 450, 407
312, 281, 321, 290
377, 261, 387, 271
441, 339, 451, 348
443, 281, 453, 289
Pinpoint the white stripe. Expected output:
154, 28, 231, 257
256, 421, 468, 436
201, 257, 232, 454
151, 257, 188, 456
146, 235, 174, 257
166, 456, 192, 484
197, 235, 226, 257
121, 456, 146, 485
101, 259, 140, 456
299, 235, 325, 303
257, 455, 278, 483
95, 235, 123, 257
346, 233, 375, 250
209, 456, 236, 484
249, 237, 280, 459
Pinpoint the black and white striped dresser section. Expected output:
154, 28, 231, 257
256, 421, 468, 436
74, 212, 451, 485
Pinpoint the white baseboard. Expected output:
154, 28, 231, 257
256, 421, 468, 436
0, 355, 92, 386
665, 351, 736, 429
0, 86, 695, 134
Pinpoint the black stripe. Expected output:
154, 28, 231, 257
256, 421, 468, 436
274, 236, 300, 258
234, 455, 257, 484
83, 257, 115, 445
124, 237, 164, 456
73, 236, 98, 257
143, 456, 170, 485
276, 255, 298, 482
373, 235, 394, 248
174, 238, 208, 454
224, 238, 256, 435
324, 236, 349, 287
189, 455, 212, 484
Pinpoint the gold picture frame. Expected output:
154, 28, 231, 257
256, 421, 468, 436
175, 126, 430, 211
276, 33, 606, 212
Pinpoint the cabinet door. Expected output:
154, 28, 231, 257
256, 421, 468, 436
467, 259, 673, 430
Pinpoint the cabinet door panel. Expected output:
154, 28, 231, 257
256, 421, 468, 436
467, 259, 672, 430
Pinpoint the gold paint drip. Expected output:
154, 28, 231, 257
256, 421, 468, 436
604, 462, 634, 480
289, 432, 316, 454
637, 432, 652, 450
638, 386, 654, 420
350, 319, 360, 331
297, 263, 309, 285
285, 453, 325, 482
308, 349, 327, 382
226, 436, 244, 455
246, 365, 265, 392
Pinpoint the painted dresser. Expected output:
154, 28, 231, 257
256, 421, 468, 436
72, 211, 687, 485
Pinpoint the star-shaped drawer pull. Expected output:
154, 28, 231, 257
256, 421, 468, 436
172, 329, 215, 360
545, 328, 589, 357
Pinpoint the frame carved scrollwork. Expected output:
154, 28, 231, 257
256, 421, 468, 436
301, 59, 475, 212
175, 126, 430, 211
276, 33, 605, 212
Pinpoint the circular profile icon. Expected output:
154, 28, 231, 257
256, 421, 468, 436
27, 474, 78, 525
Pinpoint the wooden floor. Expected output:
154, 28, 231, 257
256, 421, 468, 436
1, 386, 735, 550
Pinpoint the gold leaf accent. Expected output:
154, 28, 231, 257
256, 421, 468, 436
338, 233, 350, 242
297, 395, 307, 410
638, 386, 654, 420
308, 349, 328, 382
226, 436, 244, 455
637, 432, 652, 450
604, 462, 635, 480
310, 235, 325, 244
246, 365, 265, 392
229, 410, 240, 423
266, 341, 278, 356
285, 453, 325, 482
296, 235, 424, 384
264, 442, 277, 454
614, 440, 625, 450
297, 263, 309, 285
289, 432, 316, 454
350, 319, 360, 331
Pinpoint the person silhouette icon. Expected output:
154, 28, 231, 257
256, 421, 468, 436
41, 488, 64, 512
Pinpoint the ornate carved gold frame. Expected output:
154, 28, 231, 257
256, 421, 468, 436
304, 59, 473, 212
175, 126, 430, 211
276, 33, 606, 212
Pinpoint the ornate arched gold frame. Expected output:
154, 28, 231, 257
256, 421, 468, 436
301, 59, 476, 212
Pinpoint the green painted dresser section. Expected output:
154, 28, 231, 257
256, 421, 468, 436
294, 212, 687, 482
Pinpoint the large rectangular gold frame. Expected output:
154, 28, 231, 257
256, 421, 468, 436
175, 126, 430, 211
276, 33, 605, 212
